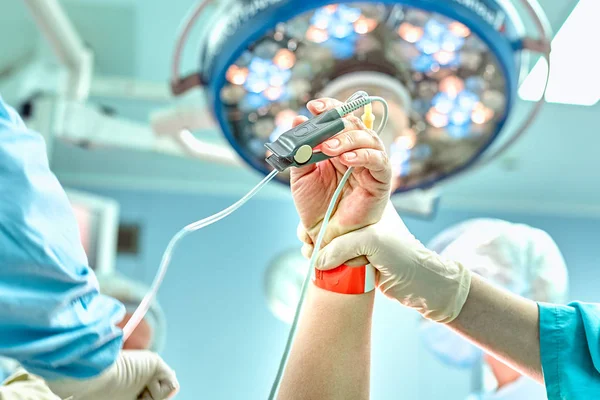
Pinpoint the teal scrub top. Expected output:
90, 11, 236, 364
0, 96, 124, 380
539, 301, 600, 399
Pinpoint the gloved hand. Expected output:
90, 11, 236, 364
1, 368, 61, 400
300, 202, 472, 323
291, 97, 391, 254
46, 350, 178, 400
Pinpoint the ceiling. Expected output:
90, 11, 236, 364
4, 0, 595, 217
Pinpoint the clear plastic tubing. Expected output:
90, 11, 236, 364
122, 169, 279, 339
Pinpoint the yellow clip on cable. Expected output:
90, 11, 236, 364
362, 103, 375, 130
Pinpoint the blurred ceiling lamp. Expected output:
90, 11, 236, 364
264, 249, 309, 324
519, 0, 600, 106
170, 0, 551, 196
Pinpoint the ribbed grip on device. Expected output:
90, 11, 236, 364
337, 97, 371, 116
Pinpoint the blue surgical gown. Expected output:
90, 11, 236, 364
539, 302, 600, 399
0, 96, 124, 380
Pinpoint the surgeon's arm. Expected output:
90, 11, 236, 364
448, 274, 543, 382
0, 96, 124, 379
278, 285, 374, 400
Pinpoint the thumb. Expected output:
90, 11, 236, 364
119, 350, 178, 400
303, 242, 368, 267
315, 229, 373, 271
144, 353, 179, 400
301, 242, 314, 259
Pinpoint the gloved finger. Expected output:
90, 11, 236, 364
315, 229, 372, 271
303, 243, 367, 266
339, 148, 391, 185
146, 362, 179, 400
301, 242, 314, 260
321, 129, 384, 157
343, 256, 370, 267
297, 222, 312, 245
306, 98, 344, 115
145, 379, 178, 400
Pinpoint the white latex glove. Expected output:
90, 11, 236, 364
301, 202, 472, 323
46, 351, 178, 400
1, 368, 61, 400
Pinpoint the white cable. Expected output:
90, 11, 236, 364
267, 94, 389, 400
123, 169, 279, 339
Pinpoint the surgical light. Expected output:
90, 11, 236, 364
472, 102, 494, 124
396, 132, 416, 150
449, 21, 471, 38
426, 108, 449, 128
440, 75, 465, 98
354, 16, 378, 34
171, 0, 552, 194
273, 49, 296, 70
433, 50, 457, 66
398, 22, 423, 43
306, 26, 329, 43
264, 86, 284, 101
225, 65, 249, 85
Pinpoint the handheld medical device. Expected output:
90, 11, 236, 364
266, 97, 370, 171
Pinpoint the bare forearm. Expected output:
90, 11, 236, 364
448, 274, 542, 382
278, 285, 374, 400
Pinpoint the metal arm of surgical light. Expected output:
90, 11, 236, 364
49, 100, 242, 168
19, 0, 242, 168
21, 0, 93, 102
